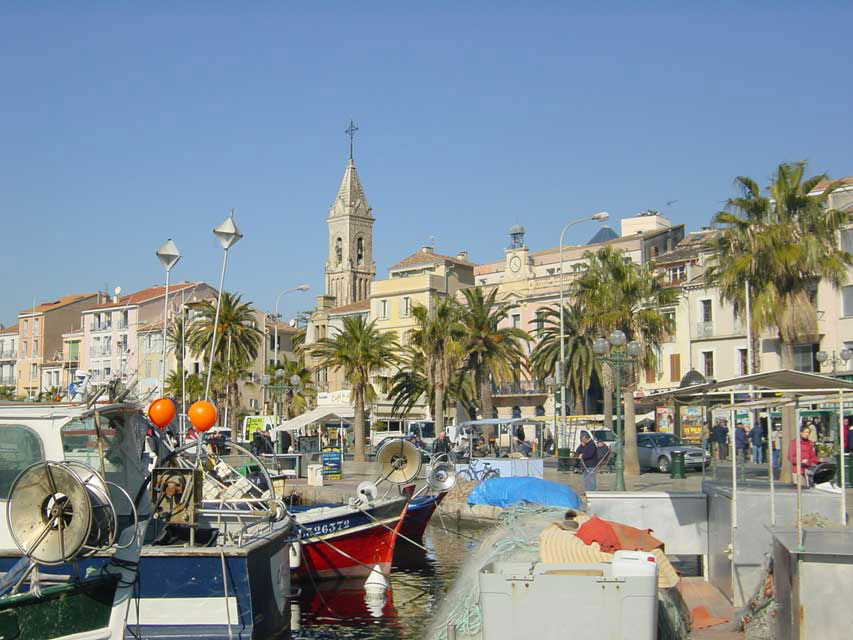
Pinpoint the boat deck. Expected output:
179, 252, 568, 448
678, 577, 744, 639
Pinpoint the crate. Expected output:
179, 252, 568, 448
478, 554, 657, 640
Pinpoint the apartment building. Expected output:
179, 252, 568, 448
79, 282, 215, 391
0, 326, 18, 390
16, 293, 99, 397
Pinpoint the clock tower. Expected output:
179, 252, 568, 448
505, 223, 531, 281
324, 124, 376, 307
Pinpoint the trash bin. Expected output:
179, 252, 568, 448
557, 448, 572, 472
670, 451, 686, 479
837, 452, 853, 488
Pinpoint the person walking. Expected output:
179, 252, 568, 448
580, 433, 599, 492
772, 426, 782, 469
789, 424, 819, 487
735, 422, 748, 463
712, 420, 729, 460
750, 422, 765, 464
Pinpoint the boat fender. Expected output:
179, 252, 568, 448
289, 541, 302, 569
364, 564, 388, 598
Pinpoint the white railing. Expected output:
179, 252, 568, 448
0, 350, 16, 359
696, 321, 714, 338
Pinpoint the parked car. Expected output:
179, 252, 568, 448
637, 432, 710, 473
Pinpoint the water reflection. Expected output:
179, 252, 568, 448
290, 523, 482, 640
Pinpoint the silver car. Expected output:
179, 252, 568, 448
637, 432, 710, 473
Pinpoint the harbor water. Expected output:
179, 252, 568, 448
290, 521, 482, 640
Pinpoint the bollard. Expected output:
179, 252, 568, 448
557, 448, 571, 472
670, 450, 686, 479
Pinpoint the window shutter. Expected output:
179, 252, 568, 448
646, 367, 656, 384
670, 354, 681, 382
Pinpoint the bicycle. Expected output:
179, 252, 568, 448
457, 458, 500, 482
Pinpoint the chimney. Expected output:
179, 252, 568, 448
112, 294, 119, 303
421, 245, 433, 254
456, 251, 468, 261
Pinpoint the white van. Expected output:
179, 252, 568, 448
370, 420, 437, 450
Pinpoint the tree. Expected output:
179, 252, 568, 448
166, 315, 189, 378
164, 371, 204, 404
309, 315, 399, 461
409, 298, 467, 435
530, 303, 602, 413
459, 288, 530, 419
706, 162, 851, 482
574, 246, 677, 476
187, 292, 262, 368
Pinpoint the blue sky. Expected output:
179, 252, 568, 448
1, 2, 851, 324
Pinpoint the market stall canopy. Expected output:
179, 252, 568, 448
458, 418, 545, 427
274, 405, 354, 432
646, 369, 853, 403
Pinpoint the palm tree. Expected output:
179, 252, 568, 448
164, 371, 204, 404
530, 303, 601, 413
166, 315, 189, 378
706, 162, 851, 481
459, 288, 530, 419
309, 315, 399, 461
211, 357, 253, 432
409, 298, 467, 436
574, 246, 677, 476
187, 292, 262, 368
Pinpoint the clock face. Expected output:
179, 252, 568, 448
509, 255, 521, 272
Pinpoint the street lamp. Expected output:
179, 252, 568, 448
593, 330, 642, 491
204, 210, 243, 402
263, 369, 302, 418
274, 285, 310, 366
816, 349, 852, 374
557, 211, 609, 451
155, 238, 181, 396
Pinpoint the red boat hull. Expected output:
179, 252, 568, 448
292, 497, 408, 581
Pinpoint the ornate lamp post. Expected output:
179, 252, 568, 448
155, 239, 181, 396
593, 330, 642, 491
273, 285, 310, 366
263, 370, 302, 418
816, 348, 852, 374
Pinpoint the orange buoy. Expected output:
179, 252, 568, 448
148, 398, 177, 429
188, 401, 218, 432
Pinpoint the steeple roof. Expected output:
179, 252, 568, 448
333, 159, 370, 216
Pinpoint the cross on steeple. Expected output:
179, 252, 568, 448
345, 119, 359, 160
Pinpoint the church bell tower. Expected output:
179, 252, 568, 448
324, 121, 376, 306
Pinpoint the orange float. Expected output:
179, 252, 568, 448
188, 401, 218, 432
148, 398, 177, 429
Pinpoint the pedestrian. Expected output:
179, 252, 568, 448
515, 425, 532, 456
712, 420, 729, 460
750, 422, 765, 464
432, 430, 451, 459
280, 429, 292, 454
580, 432, 598, 491
772, 426, 782, 468
735, 422, 747, 463
789, 424, 819, 487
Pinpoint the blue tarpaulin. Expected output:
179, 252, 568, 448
467, 476, 582, 509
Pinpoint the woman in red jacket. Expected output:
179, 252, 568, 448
789, 425, 819, 486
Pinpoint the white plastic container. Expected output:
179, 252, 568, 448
307, 464, 324, 487
478, 558, 658, 640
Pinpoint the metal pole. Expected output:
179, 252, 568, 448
181, 297, 186, 444
795, 396, 803, 551
840, 390, 846, 526
615, 355, 625, 491
745, 281, 752, 375
204, 248, 229, 402
730, 391, 737, 602
160, 269, 171, 396
767, 402, 775, 526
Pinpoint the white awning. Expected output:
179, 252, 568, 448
273, 404, 354, 432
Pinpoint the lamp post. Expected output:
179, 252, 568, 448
274, 285, 310, 366
156, 239, 181, 396
593, 330, 642, 491
816, 349, 852, 374
557, 212, 609, 451
263, 370, 302, 418
204, 210, 243, 404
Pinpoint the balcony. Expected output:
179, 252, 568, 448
90, 322, 112, 333
696, 322, 714, 338
0, 376, 15, 386
491, 381, 548, 396
0, 350, 17, 360
89, 346, 113, 357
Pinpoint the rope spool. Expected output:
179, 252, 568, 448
6, 461, 117, 565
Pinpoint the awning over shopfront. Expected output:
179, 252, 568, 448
646, 369, 853, 402
274, 404, 354, 432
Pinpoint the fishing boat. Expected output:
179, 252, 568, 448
398, 492, 446, 542
0, 402, 294, 640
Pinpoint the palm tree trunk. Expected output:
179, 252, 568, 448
435, 382, 446, 436
780, 339, 795, 483
353, 384, 366, 462
479, 366, 494, 420
623, 388, 641, 476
